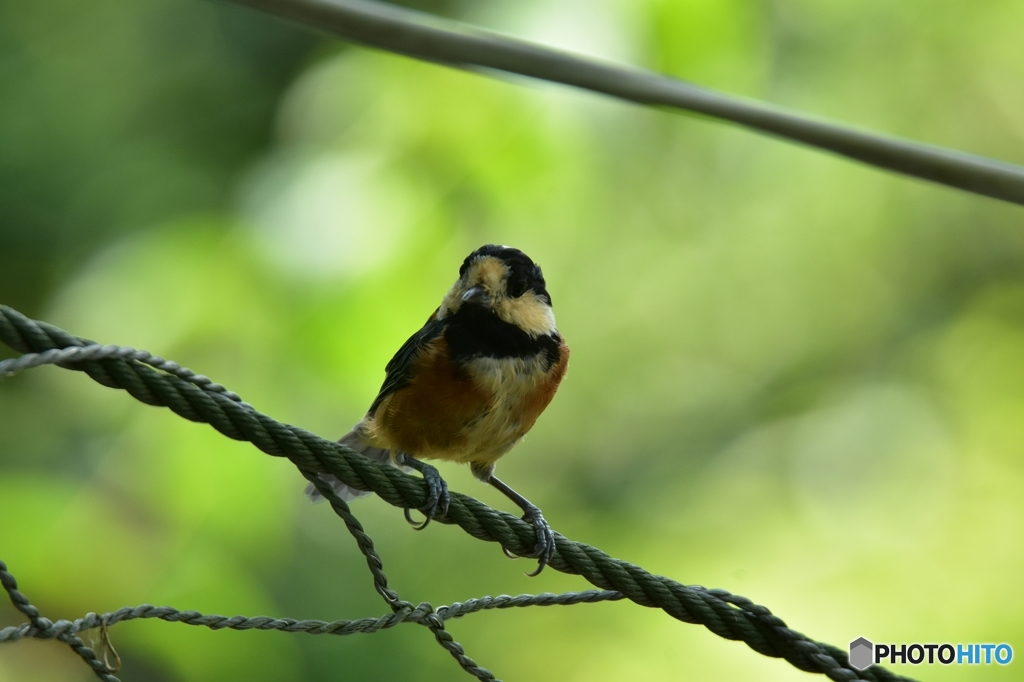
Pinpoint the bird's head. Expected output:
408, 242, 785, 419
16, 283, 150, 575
438, 244, 556, 336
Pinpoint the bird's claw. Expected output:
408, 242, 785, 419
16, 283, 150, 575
399, 454, 449, 530
524, 506, 556, 576
502, 505, 556, 576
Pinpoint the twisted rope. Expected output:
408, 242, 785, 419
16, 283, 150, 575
0, 580, 623, 643
1, 561, 119, 681
0, 305, 914, 682
1, 559, 622, 682
0, 343, 247, 404
303, 471, 495, 679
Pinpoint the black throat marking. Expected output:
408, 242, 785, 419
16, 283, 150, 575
445, 304, 560, 369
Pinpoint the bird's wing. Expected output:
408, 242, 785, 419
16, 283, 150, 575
368, 309, 445, 417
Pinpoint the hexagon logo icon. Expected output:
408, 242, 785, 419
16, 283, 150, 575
849, 637, 873, 670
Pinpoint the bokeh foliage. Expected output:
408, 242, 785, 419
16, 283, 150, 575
2, 0, 1024, 680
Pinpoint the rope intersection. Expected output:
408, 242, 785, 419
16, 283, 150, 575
1, 558, 623, 681
0, 305, 916, 681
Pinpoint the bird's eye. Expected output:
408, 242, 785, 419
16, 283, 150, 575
507, 277, 528, 298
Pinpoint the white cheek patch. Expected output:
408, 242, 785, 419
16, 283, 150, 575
438, 282, 464, 319
497, 291, 556, 337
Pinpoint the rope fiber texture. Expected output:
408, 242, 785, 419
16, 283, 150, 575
1, 568, 625, 643
0, 305, 916, 681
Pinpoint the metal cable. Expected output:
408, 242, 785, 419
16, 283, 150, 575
223, 0, 1024, 206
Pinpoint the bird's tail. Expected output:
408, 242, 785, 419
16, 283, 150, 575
304, 429, 404, 502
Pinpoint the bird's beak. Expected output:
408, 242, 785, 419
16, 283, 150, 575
461, 285, 491, 307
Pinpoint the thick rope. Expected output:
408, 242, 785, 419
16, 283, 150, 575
0, 305, 914, 682
0, 344, 248, 404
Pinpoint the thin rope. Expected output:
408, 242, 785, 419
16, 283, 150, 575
0, 587, 624, 644
0, 305, 914, 682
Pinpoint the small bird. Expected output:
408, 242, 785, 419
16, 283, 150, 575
306, 244, 569, 574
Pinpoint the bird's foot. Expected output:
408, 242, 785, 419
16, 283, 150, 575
487, 475, 556, 576
398, 453, 450, 530
516, 503, 556, 577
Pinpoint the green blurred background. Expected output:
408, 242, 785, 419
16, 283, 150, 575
2, 0, 1023, 679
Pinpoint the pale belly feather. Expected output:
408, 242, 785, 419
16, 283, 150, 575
451, 355, 550, 464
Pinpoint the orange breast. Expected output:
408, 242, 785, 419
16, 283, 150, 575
370, 336, 488, 457
519, 339, 569, 430
368, 336, 569, 465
